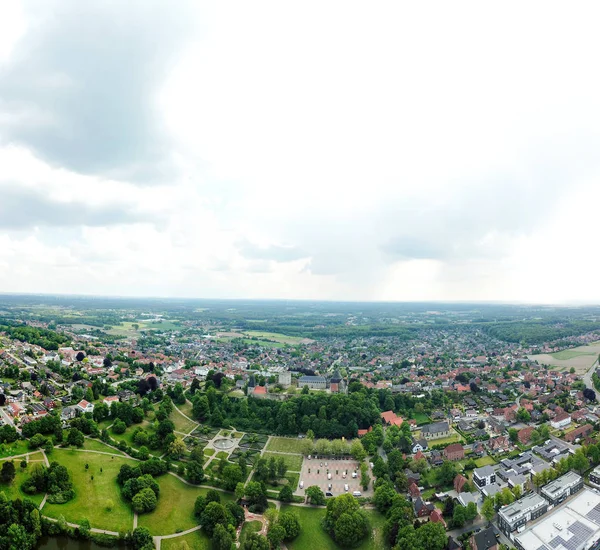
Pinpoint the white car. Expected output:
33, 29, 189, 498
344, 484, 349, 492
299, 481, 304, 489
327, 473, 332, 480
352, 472, 358, 478
353, 491, 362, 497
342, 472, 346, 479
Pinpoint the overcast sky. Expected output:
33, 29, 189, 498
1, 1, 600, 303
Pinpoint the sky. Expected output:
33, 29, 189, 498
1, 1, 600, 303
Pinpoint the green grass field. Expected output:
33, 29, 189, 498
43, 449, 136, 532
177, 400, 195, 419
280, 505, 386, 550
0, 440, 29, 459
137, 474, 233, 536
263, 452, 303, 471
412, 412, 430, 425
239, 520, 262, 546
474, 455, 496, 467
265, 437, 306, 454
551, 349, 597, 360
162, 531, 211, 550
171, 407, 198, 434
420, 433, 463, 447
81, 438, 126, 455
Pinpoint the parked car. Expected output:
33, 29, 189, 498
299, 481, 304, 489
326, 492, 333, 497
352, 472, 357, 478
353, 491, 362, 497
327, 473, 332, 480
344, 484, 349, 492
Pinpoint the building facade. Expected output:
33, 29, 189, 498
498, 493, 548, 538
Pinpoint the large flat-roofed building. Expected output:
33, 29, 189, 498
278, 372, 292, 387
498, 493, 548, 538
532, 440, 571, 463
540, 471, 583, 506
297, 375, 326, 390
514, 488, 600, 550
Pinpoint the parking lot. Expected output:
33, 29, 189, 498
297, 457, 374, 498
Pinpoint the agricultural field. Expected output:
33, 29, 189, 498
243, 331, 314, 345
137, 474, 233, 536
280, 505, 386, 550
43, 449, 136, 532
529, 341, 600, 373
265, 437, 306, 454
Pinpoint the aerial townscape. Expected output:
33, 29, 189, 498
0, 297, 599, 550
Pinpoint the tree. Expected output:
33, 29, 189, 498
76, 351, 85, 362
516, 408, 531, 423
1, 461, 15, 483
465, 501, 478, 522
438, 461, 456, 486
222, 464, 243, 491
200, 501, 230, 537
482, 496, 495, 523
584, 388, 596, 401
508, 428, 519, 443
186, 460, 205, 485
452, 505, 467, 528
7, 523, 31, 550
416, 521, 447, 550
334, 511, 369, 547
242, 533, 270, 550
279, 484, 293, 502
306, 485, 325, 505
212, 523, 233, 550
167, 437, 186, 459
132, 487, 158, 513
268, 524, 286, 548
67, 428, 85, 448
373, 482, 397, 514
571, 450, 589, 473
131, 527, 154, 550
278, 511, 301, 540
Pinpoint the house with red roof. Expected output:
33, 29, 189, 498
381, 410, 403, 427
430, 509, 446, 528
444, 443, 465, 461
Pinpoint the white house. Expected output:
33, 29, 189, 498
103, 396, 120, 407
76, 400, 94, 414
550, 412, 571, 430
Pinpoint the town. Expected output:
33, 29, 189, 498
0, 297, 599, 549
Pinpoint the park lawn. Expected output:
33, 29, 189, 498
239, 520, 261, 546
110, 420, 162, 457
265, 437, 306, 454
281, 505, 386, 550
137, 473, 233, 536
0, 460, 44, 506
177, 400, 195, 419
162, 531, 211, 550
43, 449, 136, 533
263, 452, 303, 471
0, 440, 29, 459
427, 433, 463, 447
82, 438, 126, 456
171, 407, 198, 434
474, 455, 496, 467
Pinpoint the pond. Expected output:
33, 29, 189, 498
36, 535, 127, 550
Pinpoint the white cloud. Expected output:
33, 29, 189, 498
2, 1, 600, 302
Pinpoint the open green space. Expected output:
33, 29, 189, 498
263, 452, 303, 471
0, 440, 29, 459
43, 449, 136, 533
412, 412, 430, 425
265, 437, 305, 454
177, 400, 195, 419
422, 433, 463, 447
0, 456, 44, 506
280, 505, 386, 550
474, 455, 496, 467
109, 419, 161, 456
162, 531, 211, 550
551, 349, 597, 360
170, 407, 198, 434
137, 473, 233, 536
239, 520, 262, 546
81, 437, 126, 456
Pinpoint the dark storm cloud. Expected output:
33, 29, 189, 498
238, 240, 307, 263
0, 186, 146, 228
0, 0, 197, 181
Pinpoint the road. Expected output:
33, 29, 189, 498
583, 358, 599, 391
447, 517, 487, 538
0, 407, 19, 433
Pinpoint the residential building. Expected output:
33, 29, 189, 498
444, 443, 465, 461
454, 474, 468, 493
498, 493, 548, 538
540, 471, 583, 505
76, 399, 94, 414
473, 465, 496, 488
421, 421, 450, 440
564, 423, 593, 443
470, 527, 499, 550
532, 440, 571, 463
550, 412, 571, 430
517, 426, 534, 444
103, 396, 120, 407
381, 410, 403, 427
590, 465, 600, 487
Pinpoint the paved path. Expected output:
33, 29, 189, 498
133, 512, 138, 529
153, 525, 203, 550
583, 358, 599, 391
42, 516, 120, 536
